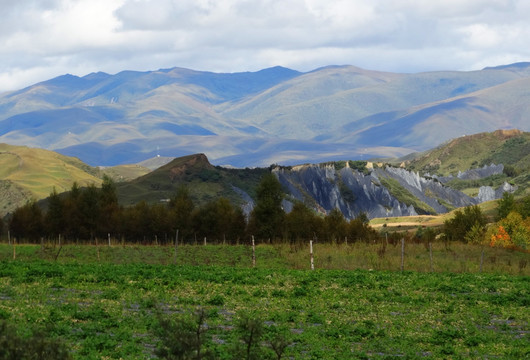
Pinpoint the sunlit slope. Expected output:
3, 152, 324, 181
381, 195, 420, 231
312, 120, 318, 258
404, 130, 530, 176
0, 143, 102, 214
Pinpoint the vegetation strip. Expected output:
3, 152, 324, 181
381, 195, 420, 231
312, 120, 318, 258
0, 246, 529, 359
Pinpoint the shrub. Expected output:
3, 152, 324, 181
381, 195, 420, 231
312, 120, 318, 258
154, 308, 213, 360
443, 205, 487, 242
0, 320, 71, 360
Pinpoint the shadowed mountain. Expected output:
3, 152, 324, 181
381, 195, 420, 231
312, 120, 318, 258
1, 63, 530, 167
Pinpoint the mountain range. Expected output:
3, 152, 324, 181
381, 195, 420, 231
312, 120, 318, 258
1, 130, 527, 219
1, 63, 529, 167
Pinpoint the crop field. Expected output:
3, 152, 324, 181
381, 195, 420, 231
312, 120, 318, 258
0, 244, 529, 359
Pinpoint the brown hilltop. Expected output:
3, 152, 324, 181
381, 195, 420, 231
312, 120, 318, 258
158, 153, 213, 182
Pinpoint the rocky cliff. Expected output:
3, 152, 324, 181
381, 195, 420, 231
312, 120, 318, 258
272, 163, 510, 219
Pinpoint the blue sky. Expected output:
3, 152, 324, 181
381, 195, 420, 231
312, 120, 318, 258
1, 0, 529, 92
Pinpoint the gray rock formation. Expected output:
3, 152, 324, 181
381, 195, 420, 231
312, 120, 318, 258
270, 164, 515, 219
476, 182, 517, 203
433, 164, 504, 183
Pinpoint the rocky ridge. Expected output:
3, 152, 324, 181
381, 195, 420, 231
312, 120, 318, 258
273, 163, 512, 219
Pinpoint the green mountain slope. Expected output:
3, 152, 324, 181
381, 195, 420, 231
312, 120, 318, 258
404, 130, 529, 175
404, 130, 530, 196
0, 143, 102, 214
116, 153, 268, 207
0, 144, 152, 215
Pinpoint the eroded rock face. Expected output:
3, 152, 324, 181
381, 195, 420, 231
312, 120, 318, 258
476, 182, 517, 203
271, 164, 513, 219
431, 164, 504, 183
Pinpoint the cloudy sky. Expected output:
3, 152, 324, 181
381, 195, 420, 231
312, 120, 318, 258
1, 0, 529, 92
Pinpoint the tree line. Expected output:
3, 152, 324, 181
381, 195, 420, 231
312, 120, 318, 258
442, 192, 530, 250
4, 174, 378, 244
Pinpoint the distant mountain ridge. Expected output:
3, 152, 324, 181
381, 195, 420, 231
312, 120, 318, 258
1, 63, 530, 167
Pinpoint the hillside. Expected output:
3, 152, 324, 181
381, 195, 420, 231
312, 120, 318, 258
403, 130, 530, 196
1, 63, 530, 167
1, 129, 524, 219
115, 149, 511, 220
116, 154, 268, 208
0, 144, 153, 215
0, 143, 102, 215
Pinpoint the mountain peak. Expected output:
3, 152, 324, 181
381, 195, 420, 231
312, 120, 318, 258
160, 153, 214, 181
483, 62, 530, 71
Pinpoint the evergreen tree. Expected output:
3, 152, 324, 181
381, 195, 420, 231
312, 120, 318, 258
79, 184, 100, 240
324, 208, 348, 243
248, 173, 285, 241
285, 202, 321, 243
9, 200, 44, 241
349, 212, 377, 243
444, 205, 487, 242
98, 175, 120, 237
45, 187, 64, 238
229, 207, 247, 243
63, 182, 83, 240
169, 185, 195, 241
497, 192, 515, 221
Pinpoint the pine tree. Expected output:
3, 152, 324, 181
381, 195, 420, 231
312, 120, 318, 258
248, 173, 285, 241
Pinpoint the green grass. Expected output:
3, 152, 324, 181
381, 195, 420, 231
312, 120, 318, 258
2, 242, 528, 275
0, 246, 528, 359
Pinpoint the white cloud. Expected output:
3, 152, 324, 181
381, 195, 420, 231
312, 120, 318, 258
0, 0, 530, 92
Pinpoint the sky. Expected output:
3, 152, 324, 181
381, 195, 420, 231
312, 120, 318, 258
1, 0, 529, 92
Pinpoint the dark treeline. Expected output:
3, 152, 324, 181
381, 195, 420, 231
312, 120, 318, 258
6, 174, 378, 245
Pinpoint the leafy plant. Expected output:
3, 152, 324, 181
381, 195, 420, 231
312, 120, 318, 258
155, 308, 213, 360
232, 312, 265, 360
0, 320, 71, 360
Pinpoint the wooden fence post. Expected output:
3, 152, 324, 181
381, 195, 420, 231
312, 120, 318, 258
310, 240, 314, 270
252, 236, 256, 268
108, 233, 111, 247
96, 238, 100, 261
400, 238, 405, 272
204, 237, 207, 246
480, 247, 484, 273
429, 242, 433, 272
13, 237, 16, 260
174, 229, 179, 265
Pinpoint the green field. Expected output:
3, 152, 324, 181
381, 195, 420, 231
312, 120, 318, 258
0, 244, 528, 359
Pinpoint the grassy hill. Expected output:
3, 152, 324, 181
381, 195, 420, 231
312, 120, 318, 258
405, 130, 529, 174
116, 153, 268, 207
403, 130, 529, 195
0, 144, 153, 215
0, 143, 103, 215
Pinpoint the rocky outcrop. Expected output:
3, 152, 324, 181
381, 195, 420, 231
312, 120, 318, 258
432, 164, 504, 183
272, 164, 513, 219
476, 182, 517, 203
